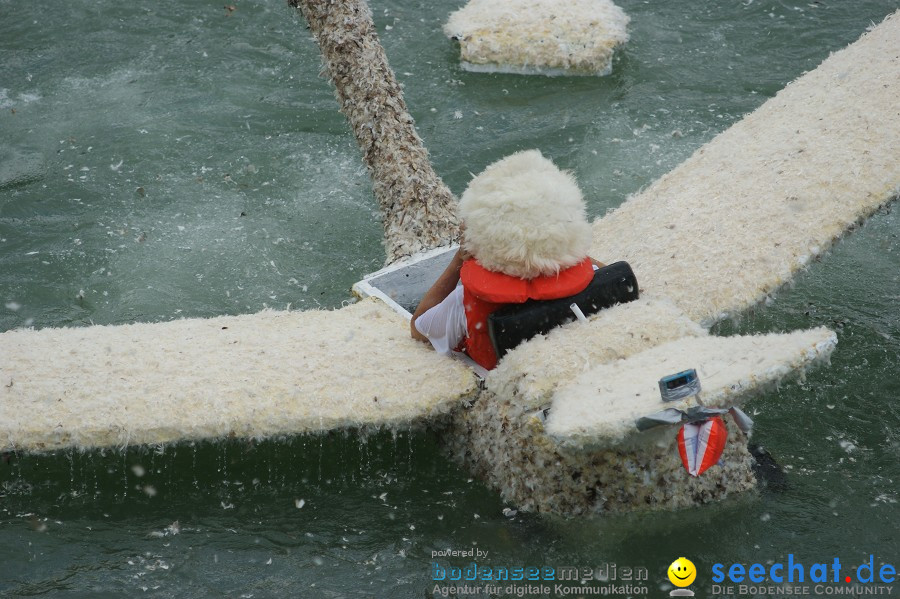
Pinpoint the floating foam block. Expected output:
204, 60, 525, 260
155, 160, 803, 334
590, 11, 900, 325
0, 299, 476, 452
545, 327, 837, 447
444, 0, 630, 76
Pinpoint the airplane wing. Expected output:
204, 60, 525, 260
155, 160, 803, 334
0, 298, 476, 453
589, 11, 899, 326
544, 328, 836, 448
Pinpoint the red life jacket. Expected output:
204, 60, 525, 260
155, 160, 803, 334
459, 258, 594, 370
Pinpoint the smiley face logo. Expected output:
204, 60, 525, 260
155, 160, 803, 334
667, 557, 697, 587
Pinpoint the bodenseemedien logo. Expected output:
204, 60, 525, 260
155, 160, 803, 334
668, 557, 697, 597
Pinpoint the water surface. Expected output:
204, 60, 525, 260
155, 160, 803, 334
1, 0, 898, 596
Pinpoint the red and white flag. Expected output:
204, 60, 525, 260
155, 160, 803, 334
677, 416, 727, 476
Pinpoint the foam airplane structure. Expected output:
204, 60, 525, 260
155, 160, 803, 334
1, 12, 897, 514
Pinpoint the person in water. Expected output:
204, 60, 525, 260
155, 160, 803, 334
410, 149, 604, 370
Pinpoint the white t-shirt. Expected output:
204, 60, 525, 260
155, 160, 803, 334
413, 284, 467, 356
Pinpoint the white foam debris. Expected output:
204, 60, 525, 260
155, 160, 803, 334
444, 0, 629, 76
838, 439, 856, 453
590, 11, 900, 326
0, 298, 476, 452
546, 328, 837, 446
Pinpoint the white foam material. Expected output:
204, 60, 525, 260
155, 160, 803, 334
0, 299, 476, 452
444, 0, 630, 76
545, 327, 837, 447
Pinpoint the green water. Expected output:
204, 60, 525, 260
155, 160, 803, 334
1, 0, 898, 596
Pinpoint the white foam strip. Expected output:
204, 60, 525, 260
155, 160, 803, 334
545, 327, 837, 447
0, 299, 475, 452
590, 11, 900, 326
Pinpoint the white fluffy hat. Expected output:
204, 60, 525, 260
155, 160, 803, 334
459, 149, 592, 279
